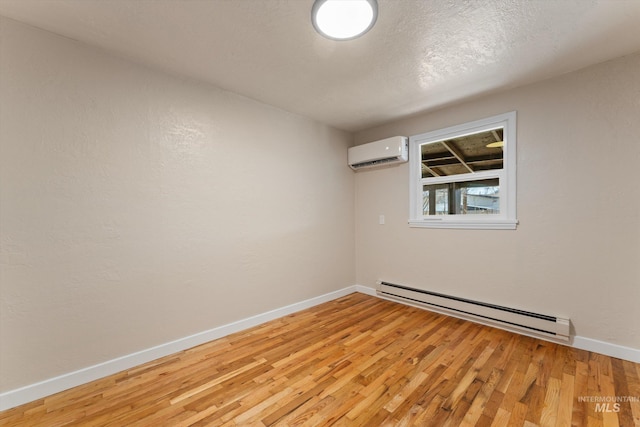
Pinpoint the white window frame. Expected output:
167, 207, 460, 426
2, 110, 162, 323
408, 111, 518, 230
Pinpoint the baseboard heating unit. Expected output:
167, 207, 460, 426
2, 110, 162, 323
377, 281, 570, 342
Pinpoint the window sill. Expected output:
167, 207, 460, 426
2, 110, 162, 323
408, 218, 518, 230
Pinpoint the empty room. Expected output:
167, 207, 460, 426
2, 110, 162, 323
1, 0, 639, 426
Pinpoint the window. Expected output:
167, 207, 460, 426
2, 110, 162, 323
409, 111, 517, 229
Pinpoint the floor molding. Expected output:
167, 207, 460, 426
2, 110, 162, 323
360, 284, 640, 364
7, 292, 638, 426
572, 335, 640, 363
3, 284, 638, 411
0, 285, 359, 411
354, 284, 376, 296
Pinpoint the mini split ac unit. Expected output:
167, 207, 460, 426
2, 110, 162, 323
348, 136, 408, 170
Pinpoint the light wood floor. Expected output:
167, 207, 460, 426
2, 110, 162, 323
1, 293, 639, 426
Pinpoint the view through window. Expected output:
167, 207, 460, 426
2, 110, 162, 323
421, 128, 503, 216
409, 112, 517, 229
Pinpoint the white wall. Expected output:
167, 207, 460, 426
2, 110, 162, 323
0, 17, 355, 393
2, 11, 639, 401
354, 52, 640, 350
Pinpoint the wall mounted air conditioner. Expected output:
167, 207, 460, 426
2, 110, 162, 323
348, 136, 408, 170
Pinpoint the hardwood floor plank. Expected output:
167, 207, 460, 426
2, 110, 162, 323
509, 401, 529, 426
460, 366, 502, 426
490, 407, 512, 427
572, 360, 590, 427
623, 360, 640, 426
482, 388, 506, 422
599, 360, 621, 427
539, 377, 561, 426
1, 293, 638, 427
610, 358, 635, 427
556, 373, 575, 427
169, 358, 267, 405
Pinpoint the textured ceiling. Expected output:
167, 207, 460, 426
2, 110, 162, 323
1, 0, 640, 132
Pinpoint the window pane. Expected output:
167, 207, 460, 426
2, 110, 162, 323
409, 111, 516, 229
422, 189, 429, 215
436, 188, 448, 215
420, 128, 504, 178
422, 184, 450, 215
454, 179, 500, 214
423, 178, 499, 216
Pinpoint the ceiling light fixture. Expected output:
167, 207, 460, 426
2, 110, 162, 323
486, 141, 504, 148
311, 0, 378, 41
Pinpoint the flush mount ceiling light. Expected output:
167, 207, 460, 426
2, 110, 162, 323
312, 0, 378, 41
486, 141, 504, 148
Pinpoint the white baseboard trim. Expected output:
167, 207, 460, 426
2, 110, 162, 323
3, 285, 637, 411
354, 284, 376, 296
572, 336, 640, 363
359, 283, 640, 364
0, 285, 360, 411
